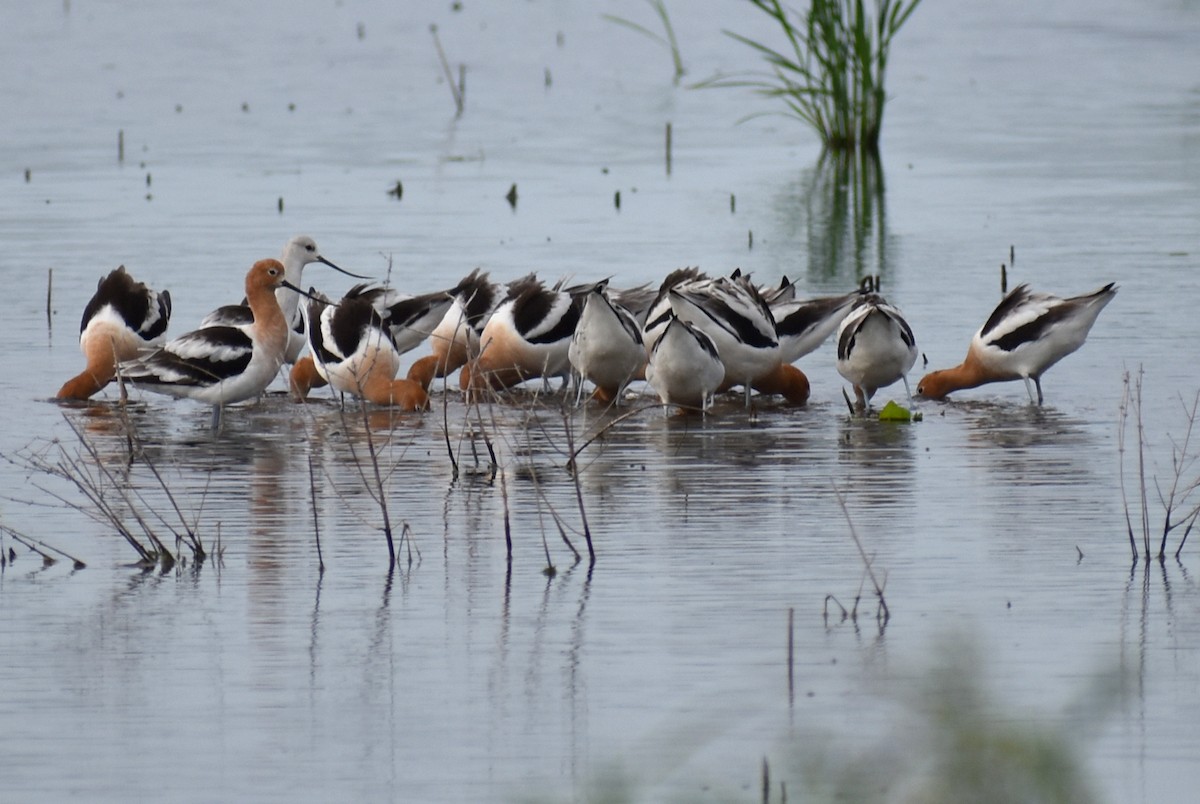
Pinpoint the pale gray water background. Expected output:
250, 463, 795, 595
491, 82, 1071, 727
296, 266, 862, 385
1, 0, 1198, 801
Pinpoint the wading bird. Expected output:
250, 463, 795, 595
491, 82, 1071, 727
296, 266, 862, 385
917, 282, 1117, 405
56, 266, 171, 400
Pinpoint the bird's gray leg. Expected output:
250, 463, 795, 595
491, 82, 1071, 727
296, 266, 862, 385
1023, 376, 1038, 405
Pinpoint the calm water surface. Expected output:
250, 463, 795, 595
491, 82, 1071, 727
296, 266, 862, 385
1, 0, 1198, 801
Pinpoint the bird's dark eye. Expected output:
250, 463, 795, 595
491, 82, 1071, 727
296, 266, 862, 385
306, 244, 315, 252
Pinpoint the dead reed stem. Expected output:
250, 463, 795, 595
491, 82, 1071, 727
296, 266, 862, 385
1118, 371, 1138, 560
787, 607, 794, 706
831, 479, 889, 623
0, 524, 86, 569
397, 521, 420, 568
430, 24, 464, 117
560, 410, 594, 561
822, 593, 849, 623
499, 463, 513, 563
340, 400, 395, 567
308, 454, 324, 573
361, 401, 394, 566
566, 401, 660, 468
441, 375, 458, 479
1116, 368, 1200, 560
1135, 370, 1150, 556
1159, 390, 1200, 558
119, 410, 205, 559
59, 417, 173, 561
5, 412, 222, 567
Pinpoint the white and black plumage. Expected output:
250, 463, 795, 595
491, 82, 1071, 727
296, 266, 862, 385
567, 280, 646, 405
771, 280, 869, 365
120, 259, 300, 427
461, 274, 584, 393
407, 268, 503, 389
667, 274, 781, 403
641, 267, 713, 355
917, 282, 1117, 405
645, 312, 725, 413
607, 282, 657, 329
291, 283, 454, 409
57, 266, 172, 400
642, 268, 809, 405
836, 291, 918, 410
199, 235, 366, 363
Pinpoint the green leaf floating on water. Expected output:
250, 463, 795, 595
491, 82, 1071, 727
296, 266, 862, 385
879, 400, 919, 421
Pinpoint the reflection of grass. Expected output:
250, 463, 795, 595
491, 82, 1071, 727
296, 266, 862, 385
527, 636, 1116, 803
696, 0, 921, 152
883, 637, 1112, 804
603, 1, 685, 85
798, 148, 887, 282
792, 642, 1114, 803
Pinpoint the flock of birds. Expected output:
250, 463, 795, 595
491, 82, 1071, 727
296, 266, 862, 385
55, 234, 1119, 426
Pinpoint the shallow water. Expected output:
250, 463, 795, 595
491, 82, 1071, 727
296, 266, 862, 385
2, 0, 1199, 801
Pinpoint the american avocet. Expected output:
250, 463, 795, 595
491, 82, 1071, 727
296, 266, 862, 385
836, 290, 918, 410
759, 274, 797, 306
608, 281, 657, 328
641, 267, 712, 355
567, 280, 646, 405
771, 280, 869, 365
406, 268, 502, 390
917, 282, 1117, 405
667, 274, 783, 405
200, 235, 367, 363
56, 266, 172, 401
645, 312, 725, 413
460, 274, 584, 393
290, 283, 454, 409
119, 259, 302, 427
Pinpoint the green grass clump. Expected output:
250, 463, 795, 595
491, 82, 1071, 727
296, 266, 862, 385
697, 0, 922, 152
